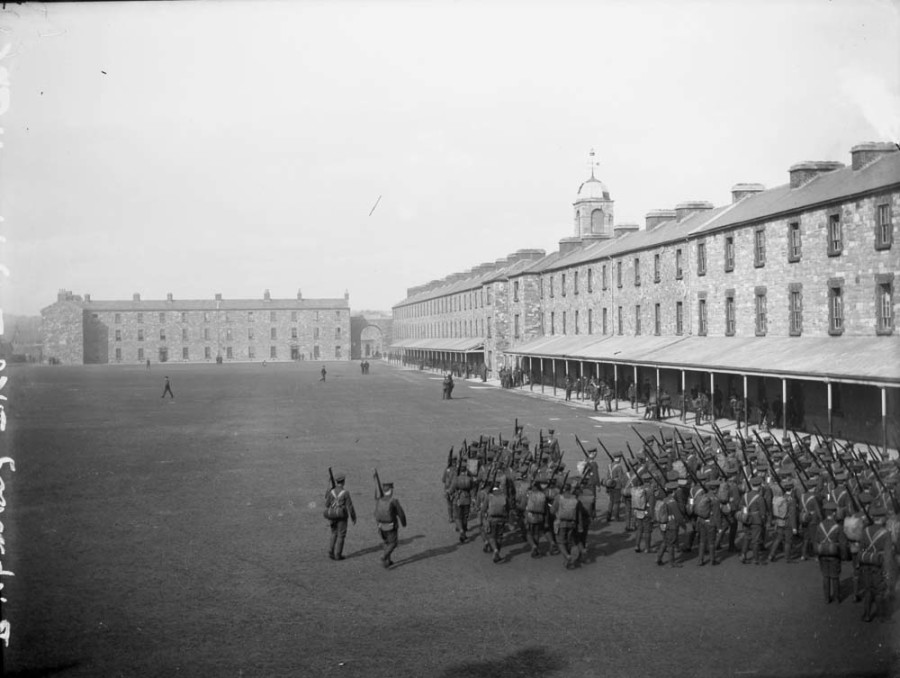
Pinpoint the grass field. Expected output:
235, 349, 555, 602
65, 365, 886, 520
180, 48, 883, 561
3, 362, 897, 677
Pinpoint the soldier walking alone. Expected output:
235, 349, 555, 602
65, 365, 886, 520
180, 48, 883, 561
324, 472, 356, 560
374, 481, 407, 568
161, 376, 174, 399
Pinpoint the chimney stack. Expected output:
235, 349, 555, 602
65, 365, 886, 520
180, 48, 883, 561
133, 293, 141, 301
730, 183, 765, 203
84, 293, 91, 303
850, 142, 898, 170
215, 293, 222, 301
264, 289, 271, 301
789, 161, 844, 189
645, 209, 677, 230
344, 289, 349, 301
558, 237, 583, 256
675, 201, 714, 222
614, 223, 640, 238
166, 292, 173, 302
297, 288, 303, 300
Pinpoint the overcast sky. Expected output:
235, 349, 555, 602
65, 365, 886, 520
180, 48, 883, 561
1, 0, 898, 316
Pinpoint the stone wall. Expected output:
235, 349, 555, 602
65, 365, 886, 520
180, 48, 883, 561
40, 301, 84, 364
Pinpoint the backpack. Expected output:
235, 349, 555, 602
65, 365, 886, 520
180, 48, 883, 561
323, 488, 348, 520
654, 499, 669, 525
843, 515, 865, 542
456, 474, 473, 491
557, 495, 579, 521
800, 492, 819, 524
374, 497, 393, 523
695, 493, 712, 519
816, 521, 841, 556
859, 527, 887, 566
515, 480, 530, 511
526, 490, 547, 514
772, 495, 788, 520
488, 492, 508, 518
632, 486, 648, 511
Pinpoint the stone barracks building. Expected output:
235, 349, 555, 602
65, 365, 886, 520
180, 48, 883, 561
42, 289, 351, 364
391, 142, 900, 447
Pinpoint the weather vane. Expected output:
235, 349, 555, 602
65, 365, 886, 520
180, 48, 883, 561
588, 148, 599, 179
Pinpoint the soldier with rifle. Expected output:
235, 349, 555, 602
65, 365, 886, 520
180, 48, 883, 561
323, 468, 357, 561
374, 470, 407, 568
525, 477, 550, 557
484, 472, 509, 564
553, 477, 588, 569
451, 454, 475, 543
442, 447, 457, 524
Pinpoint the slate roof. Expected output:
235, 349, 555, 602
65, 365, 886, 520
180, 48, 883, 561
48, 297, 349, 313
390, 337, 484, 352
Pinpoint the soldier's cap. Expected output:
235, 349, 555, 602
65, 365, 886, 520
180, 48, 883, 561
834, 470, 849, 481
850, 462, 865, 472
533, 478, 547, 488
806, 466, 821, 475
750, 476, 763, 486
869, 504, 887, 517
382, 482, 394, 490
664, 481, 679, 491
823, 501, 838, 511
706, 479, 720, 488
614, 452, 624, 458
677, 478, 688, 486
858, 492, 872, 504
334, 473, 346, 482
588, 448, 598, 456
548, 429, 555, 434
666, 471, 680, 482
781, 478, 794, 489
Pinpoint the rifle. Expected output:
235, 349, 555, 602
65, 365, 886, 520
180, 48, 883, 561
754, 437, 787, 495
630, 425, 653, 453
844, 464, 872, 524
328, 467, 336, 489
574, 434, 591, 459
633, 440, 665, 479
515, 418, 519, 436
684, 463, 707, 493
447, 447, 455, 468
866, 459, 900, 513
772, 433, 810, 483
374, 469, 384, 498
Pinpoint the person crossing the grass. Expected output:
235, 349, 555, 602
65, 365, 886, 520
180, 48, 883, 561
374, 481, 407, 568
319, 366, 327, 382
161, 376, 174, 399
324, 472, 357, 561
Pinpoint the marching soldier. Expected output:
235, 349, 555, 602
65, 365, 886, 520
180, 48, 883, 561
695, 479, 721, 566
605, 452, 627, 522
525, 479, 549, 557
741, 476, 767, 565
631, 473, 653, 553
767, 478, 798, 563
324, 472, 357, 561
374, 481, 407, 568
452, 467, 475, 543
815, 501, 848, 603
656, 478, 684, 568
484, 482, 509, 563
858, 504, 895, 622
553, 478, 587, 569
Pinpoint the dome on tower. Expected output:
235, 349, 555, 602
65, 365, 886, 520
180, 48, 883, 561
575, 176, 610, 202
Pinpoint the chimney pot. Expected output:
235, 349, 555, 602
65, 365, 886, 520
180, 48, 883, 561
850, 142, 898, 170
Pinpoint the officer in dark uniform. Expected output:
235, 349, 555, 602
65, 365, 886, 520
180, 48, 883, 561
374, 482, 407, 568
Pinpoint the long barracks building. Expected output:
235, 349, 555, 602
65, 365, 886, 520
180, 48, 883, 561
391, 141, 900, 448
42, 289, 351, 364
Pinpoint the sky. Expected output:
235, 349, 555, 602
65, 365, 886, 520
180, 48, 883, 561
0, 0, 898, 316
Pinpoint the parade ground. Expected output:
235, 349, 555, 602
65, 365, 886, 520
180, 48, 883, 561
4, 361, 897, 678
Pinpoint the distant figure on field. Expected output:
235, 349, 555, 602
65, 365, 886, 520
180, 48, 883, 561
320, 366, 327, 382
442, 373, 454, 399
146, 359, 151, 370
161, 376, 174, 399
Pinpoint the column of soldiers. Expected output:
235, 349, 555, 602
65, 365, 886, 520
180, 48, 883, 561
440, 420, 899, 623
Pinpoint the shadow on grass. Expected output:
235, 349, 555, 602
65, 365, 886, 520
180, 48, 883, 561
343, 534, 425, 560
7, 662, 81, 677
438, 646, 567, 678
390, 541, 462, 569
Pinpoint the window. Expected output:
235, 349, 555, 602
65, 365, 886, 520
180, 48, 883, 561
574, 310, 580, 334
617, 261, 623, 288
789, 283, 803, 336
724, 235, 735, 272
574, 271, 579, 295
157, 312, 164, 324
828, 278, 844, 335
248, 328, 255, 340
561, 273, 567, 297
335, 310, 341, 320
487, 317, 492, 338
181, 328, 188, 341
221, 328, 230, 341
115, 330, 122, 341
270, 346, 277, 359
617, 306, 623, 335
602, 307, 608, 335
634, 258, 641, 286
654, 254, 661, 283
137, 313, 144, 324
540, 278, 544, 299
487, 286, 493, 305
181, 312, 188, 323
182, 347, 189, 360
675, 249, 683, 279
588, 308, 593, 334
550, 312, 555, 335
335, 327, 341, 339
754, 228, 766, 267
635, 305, 642, 335
203, 312, 210, 323
587, 268, 593, 293
203, 328, 210, 341
226, 347, 233, 359
115, 313, 121, 324
160, 329, 166, 341
725, 291, 736, 336
270, 311, 277, 322
115, 348, 121, 362
562, 311, 567, 335
335, 345, 342, 359
876, 274, 894, 335
755, 287, 767, 336
654, 303, 661, 335
137, 329, 144, 342
514, 314, 520, 339
248, 311, 255, 323
550, 275, 555, 298
314, 327, 320, 340
248, 346, 256, 359
876, 202, 893, 250
788, 222, 802, 262
828, 212, 843, 256
205, 347, 211, 359
514, 280, 520, 302
602, 265, 608, 290
291, 327, 298, 340
697, 241, 707, 276
697, 292, 708, 337
676, 301, 684, 336
138, 348, 144, 361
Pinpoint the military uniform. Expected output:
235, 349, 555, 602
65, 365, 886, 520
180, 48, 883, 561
374, 483, 407, 568
858, 506, 895, 622
324, 473, 357, 560
484, 484, 509, 563
696, 480, 722, 566
656, 480, 684, 567
815, 502, 848, 603
525, 480, 549, 557
740, 476, 768, 565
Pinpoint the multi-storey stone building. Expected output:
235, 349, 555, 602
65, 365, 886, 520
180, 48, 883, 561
42, 289, 351, 364
392, 142, 900, 447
